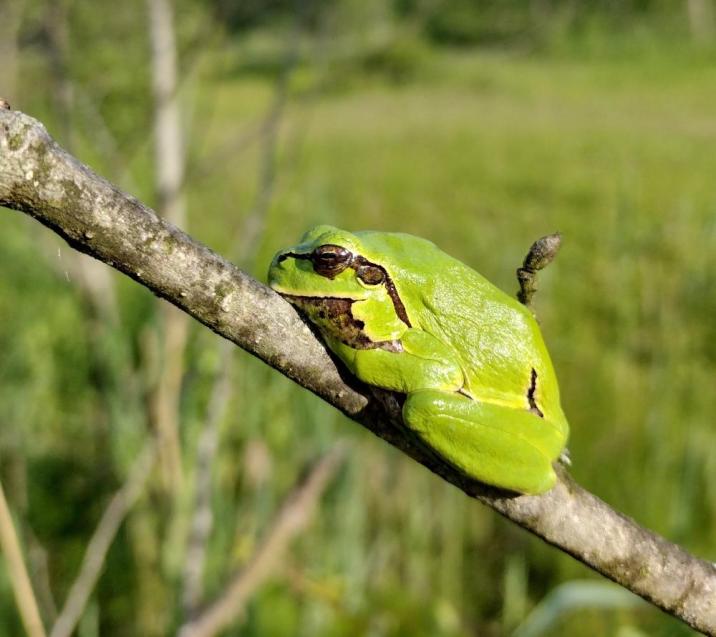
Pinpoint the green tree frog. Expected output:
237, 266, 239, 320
268, 226, 569, 494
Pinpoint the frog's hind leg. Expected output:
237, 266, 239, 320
402, 390, 564, 495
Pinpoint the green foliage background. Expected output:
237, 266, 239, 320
1, 0, 715, 635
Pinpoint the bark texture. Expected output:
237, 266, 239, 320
1, 108, 715, 635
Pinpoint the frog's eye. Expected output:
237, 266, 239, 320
311, 244, 352, 277
356, 264, 385, 285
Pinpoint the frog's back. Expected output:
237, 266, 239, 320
358, 231, 564, 420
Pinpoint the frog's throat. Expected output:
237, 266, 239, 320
278, 251, 412, 328
282, 294, 402, 353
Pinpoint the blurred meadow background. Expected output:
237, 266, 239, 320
1, 0, 716, 635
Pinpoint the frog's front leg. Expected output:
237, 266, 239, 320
403, 390, 564, 494
327, 329, 464, 394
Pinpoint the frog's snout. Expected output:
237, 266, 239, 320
267, 251, 287, 289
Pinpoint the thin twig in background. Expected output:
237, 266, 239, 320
0, 430, 45, 621
45, 0, 74, 149
180, 7, 302, 615
44, 0, 119, 323
20, 520, 57, 626
147, 0, 188, 493
0, 0, 24, 102
72, 88, 141, 195
25, 530, 58, 627
180, 342, 233, 617
179, 80, 291, 613
0, 479, 47, 637
177, 446, 346, 637
231, 8, 300, 262
49, 441, 156, 637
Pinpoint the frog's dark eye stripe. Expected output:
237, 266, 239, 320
353, 256, 411, 327
311, 244, 353, 278
356, 264, 385, 285
276, 245, 353, 277
276, 251, 305, 263
384, 278, 411, 326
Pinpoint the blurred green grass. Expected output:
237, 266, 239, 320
2, 36, 715, 636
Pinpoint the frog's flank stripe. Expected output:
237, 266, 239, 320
527, 368, 544, 418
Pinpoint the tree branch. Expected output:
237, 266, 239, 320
1, 108, 715, 635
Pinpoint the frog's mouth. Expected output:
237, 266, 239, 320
281, 294, 355, 320
281, 294, 402, 353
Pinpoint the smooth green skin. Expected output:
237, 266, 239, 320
268, 226, 569, 494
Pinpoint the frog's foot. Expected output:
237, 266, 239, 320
558, 448, 572, 467
402, 389, 564, 495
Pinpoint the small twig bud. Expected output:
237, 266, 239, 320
516, 232, 562, 310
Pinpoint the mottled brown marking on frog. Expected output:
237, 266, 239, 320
283, 294, 402, 352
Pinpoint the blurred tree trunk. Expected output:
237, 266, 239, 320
45, 0, 119, 323
147, 0, 187, 494
127, 504, 171, 636
46, 0, 74, 149
0, 0, 24, 104
530, 0, 552, 20
687, 0, 715, 41
121, 2, 192, 636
